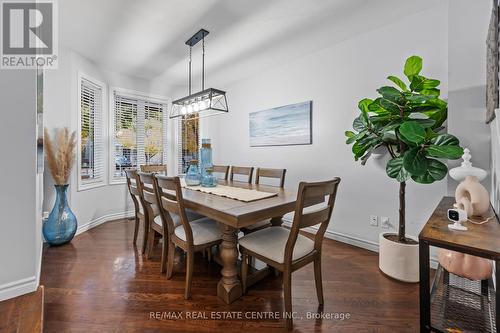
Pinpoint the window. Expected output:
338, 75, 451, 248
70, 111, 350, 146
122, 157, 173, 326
78, 73, 105, 190
111, 89, 167, 182
178, 115, 199, 173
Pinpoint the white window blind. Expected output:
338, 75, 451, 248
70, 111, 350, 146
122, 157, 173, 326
79, 77, 104, 188
178, 115, 200, 174
112, 90, 167, 182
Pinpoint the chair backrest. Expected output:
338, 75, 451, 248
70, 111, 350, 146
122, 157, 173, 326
255, 168, 286, 188
140, 164, 167, 174
230, 166, 254, 183
285, 178, 341, 263
153, 175, 193, 243
213, 165, 230, 181
125, 169, 141, 214
137, 172, 160, 224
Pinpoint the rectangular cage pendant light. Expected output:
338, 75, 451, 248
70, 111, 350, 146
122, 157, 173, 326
170, 29, 229, 119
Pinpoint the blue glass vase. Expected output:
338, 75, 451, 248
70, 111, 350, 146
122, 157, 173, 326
43, 185, 77, 246
185, 161, 201, 186
200, 139, 217, 187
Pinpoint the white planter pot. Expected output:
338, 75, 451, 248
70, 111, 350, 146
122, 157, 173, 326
379, 232, 419, 283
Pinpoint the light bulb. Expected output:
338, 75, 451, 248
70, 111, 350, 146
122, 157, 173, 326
187, 104, 193, 113
181, 106, 187, 115
198, 100, 206, 110
193, 101, 199, 112
204, 99, 211, 108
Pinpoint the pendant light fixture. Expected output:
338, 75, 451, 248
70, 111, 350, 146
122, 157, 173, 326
170, 29, 229, 119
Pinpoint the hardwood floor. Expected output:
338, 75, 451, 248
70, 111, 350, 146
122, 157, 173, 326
40, 219, 420, 332
0, 286, 44, 333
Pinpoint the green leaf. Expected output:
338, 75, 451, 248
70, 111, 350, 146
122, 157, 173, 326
345, 131, 366, 144
403, 148, 428, 176
399, 121, 426, 144
358, 98, 372, 123
411, 159, 447, 184
386, 157, 410, 182
406, 94, 436, 104
368, 98, 390, 115
420, 88, 440, 97
413, 118, 436, 128
410, 75, 425, 92
404, 56, 422, 80
422, 79, 440, 89
426, 145, 464, 159
377, 86, 404, 104
422, 107, 447, 129
431, 134, 460, 146
379, 98, 402, 114
345, 131, 355, 138
358, 98, 373, 113
353, 116, 366, 132
387, 75, 408, 92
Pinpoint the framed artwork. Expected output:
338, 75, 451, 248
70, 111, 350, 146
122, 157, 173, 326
249, 101, 312, 147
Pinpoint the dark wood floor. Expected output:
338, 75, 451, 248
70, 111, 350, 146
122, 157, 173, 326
40, 219, 420, 332
0, 286, 44, 333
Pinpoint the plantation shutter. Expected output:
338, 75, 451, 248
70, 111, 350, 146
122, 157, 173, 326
144, 101, 165, 165
178, 115, 200, 174
113, 94, 139, 179
80, 77, 104, 185
112, 91, 167, 181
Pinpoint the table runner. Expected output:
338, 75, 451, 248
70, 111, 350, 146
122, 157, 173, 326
181, 180, 277, 202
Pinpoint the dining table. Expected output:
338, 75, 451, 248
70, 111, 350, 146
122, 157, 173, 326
179, 179, 321, 304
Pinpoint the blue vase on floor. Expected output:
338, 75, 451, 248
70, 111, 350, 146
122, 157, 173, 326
43, 184, 77, 246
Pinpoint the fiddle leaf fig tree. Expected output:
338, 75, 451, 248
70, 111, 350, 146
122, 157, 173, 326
345, 56, 463, 243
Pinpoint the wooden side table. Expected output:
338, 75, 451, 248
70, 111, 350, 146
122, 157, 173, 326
419, 197, 499, 333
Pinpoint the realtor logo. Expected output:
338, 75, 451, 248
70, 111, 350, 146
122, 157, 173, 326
1, 0, 58, 69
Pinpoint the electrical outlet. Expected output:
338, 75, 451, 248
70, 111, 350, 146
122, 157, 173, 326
369, 215, 378, 226
381, 217, 390, 229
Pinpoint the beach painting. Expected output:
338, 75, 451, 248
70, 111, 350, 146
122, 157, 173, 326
249, 101, 312, 147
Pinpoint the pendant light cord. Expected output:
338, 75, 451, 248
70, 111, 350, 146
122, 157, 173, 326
188, 46, 192, 95
202, 37, 205, 91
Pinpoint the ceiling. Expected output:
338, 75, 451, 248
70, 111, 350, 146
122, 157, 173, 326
59, 0, 443, 93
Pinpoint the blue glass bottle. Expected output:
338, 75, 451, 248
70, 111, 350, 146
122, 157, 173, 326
200, 139, 217, 187
43, 184, 77, 246
185, 160, 201, 186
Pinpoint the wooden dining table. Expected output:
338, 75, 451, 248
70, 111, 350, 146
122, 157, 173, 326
179, 179, 320, 304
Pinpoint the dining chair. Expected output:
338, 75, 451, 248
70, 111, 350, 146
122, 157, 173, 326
213, 165, 230, 181
230, 166, 254, 183
140, 164, 167, 174
137, 172, 162, 260
241, 168, 287, 234
154, 175, 222, 299
125, 169, 145, 248
239, 178, 341, 330
139, 171, 205, 266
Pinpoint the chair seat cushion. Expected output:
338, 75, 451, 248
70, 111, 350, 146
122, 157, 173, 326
239, 227, 314, 263
153, 209, 204, 229
154, 213, 182, 228
243, 219, 271, 231
174, 218, 222, 245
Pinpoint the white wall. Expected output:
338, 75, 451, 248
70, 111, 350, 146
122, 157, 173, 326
206, 5, 449, 246
43, 47, 170, 233
0, 69, 42, 300
447, 0, 492, 193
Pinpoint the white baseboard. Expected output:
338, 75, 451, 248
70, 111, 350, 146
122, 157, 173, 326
0, 276, 37, 301
75, 210, 135, 236
283, 219, 439, 269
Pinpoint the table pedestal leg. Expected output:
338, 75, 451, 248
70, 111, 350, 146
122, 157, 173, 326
217, 225, 242, 304
270, 216, 283, 227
